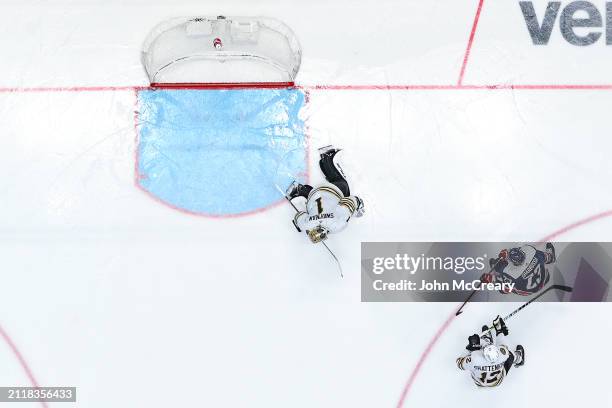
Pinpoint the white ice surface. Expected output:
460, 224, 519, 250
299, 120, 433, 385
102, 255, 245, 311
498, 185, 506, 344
1, 1, 612, 408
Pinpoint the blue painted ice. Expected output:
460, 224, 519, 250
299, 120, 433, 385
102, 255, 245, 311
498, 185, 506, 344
136, 88, 307, 216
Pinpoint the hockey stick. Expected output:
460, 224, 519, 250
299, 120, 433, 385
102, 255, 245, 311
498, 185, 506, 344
282, 193, 344, 278
456, 257, 505, 316
502, 284, 572, 321
481, 284, 573, 335
322, 241, 344, 278
455, 283, 481, 316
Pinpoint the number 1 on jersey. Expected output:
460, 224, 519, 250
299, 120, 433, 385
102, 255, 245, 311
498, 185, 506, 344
315, 197, 323, 214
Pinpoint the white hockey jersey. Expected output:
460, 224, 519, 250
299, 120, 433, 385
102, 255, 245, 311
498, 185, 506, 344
456, 338, 512, 387
294, 185, 358, 234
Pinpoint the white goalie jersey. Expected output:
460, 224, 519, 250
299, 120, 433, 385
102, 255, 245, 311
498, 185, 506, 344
294, 185, 359, 234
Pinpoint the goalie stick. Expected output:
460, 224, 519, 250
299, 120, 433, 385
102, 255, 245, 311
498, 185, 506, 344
481, 284, 573, 335
282, 193, 344, 278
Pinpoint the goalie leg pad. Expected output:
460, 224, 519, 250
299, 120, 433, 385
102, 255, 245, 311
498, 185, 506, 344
319, 148, 350, 197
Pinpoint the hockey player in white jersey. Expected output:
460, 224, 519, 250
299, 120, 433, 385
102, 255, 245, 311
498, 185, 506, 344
482, 243, 556, 296
457, 316, 525, 387
286, 145, 364, 243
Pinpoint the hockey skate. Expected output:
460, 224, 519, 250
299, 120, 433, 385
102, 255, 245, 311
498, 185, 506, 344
354, 196, 365, 218
285, 180, 301, 199
514, 345, 525, 367
318, 144, 340, 157
288, 180, 313, 199
286, 181, 313, 202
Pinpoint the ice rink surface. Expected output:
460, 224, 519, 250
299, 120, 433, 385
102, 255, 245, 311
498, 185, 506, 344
1, 0, 612, 407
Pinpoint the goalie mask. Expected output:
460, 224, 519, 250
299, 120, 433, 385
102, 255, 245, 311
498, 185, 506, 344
308, 226, 329, 244
508, 247, 526, 266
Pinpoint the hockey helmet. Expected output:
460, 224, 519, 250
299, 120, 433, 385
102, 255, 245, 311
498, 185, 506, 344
508, 247, 526, 266
483, 344, 501, 363
307, 226, 329, 244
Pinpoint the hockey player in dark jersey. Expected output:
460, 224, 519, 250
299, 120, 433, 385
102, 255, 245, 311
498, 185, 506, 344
286, 145, 365, 244
457, 316, 525, 387
482, 243, 556, 296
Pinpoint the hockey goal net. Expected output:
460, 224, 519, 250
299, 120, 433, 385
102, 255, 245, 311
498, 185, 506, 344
142, 16, 302, 88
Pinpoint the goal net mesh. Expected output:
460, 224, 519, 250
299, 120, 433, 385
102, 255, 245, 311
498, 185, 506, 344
142, 16, 302, 86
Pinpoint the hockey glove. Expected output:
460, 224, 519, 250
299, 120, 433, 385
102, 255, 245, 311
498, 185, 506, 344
492, 315, 509, 336
480, 272, 494, 284
466, 333, 481, 351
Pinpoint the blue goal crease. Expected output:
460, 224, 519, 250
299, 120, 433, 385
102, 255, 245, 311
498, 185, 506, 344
136, 88, 307, 216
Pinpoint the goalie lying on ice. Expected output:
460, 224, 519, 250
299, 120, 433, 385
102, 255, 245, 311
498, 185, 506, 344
456, 316, 525, 387
286, 145, 364, 244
